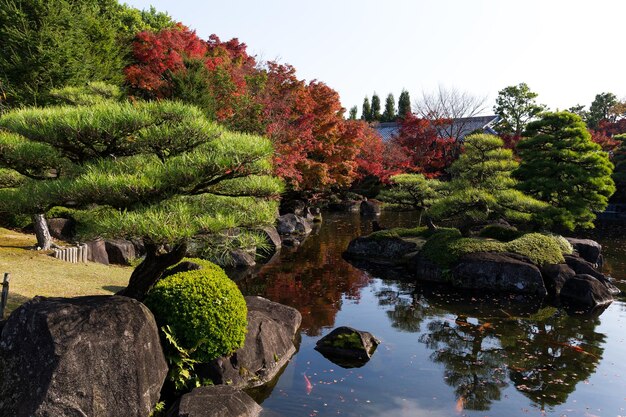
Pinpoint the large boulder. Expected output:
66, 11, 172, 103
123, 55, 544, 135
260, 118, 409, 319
276, 213, 312, 236
315, 326, 380, 368
540, 264, 576, 297
360, 200, 381, 216
452, 252, 547, 296
201, 296, 301, 388
169, 386, 261, 417
410, 253, 447, 283
560, 274, 614, 310
564, 255, 620, 296
565, 238, 602, 265
47, 217, 75, 241
105, 239, 136, 265
345, 235, 423, 264
256, 226, 282, 252
86, 238, 109, 265
0, 296, 167, 417
229, 249, 256, 268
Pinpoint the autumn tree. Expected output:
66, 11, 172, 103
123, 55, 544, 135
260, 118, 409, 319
0, 100, 281, 300
415, 86, 488, 141
612, 134, 626, 202
429, 134, 546, 233
392, 114, 459, 178
515, 112, 615, 230
398, 89, 412, 118
382, 93, 396, 122
494, 83, 546, 138
371, 93, 382, 122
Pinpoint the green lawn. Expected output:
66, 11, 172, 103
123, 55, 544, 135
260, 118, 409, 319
0, 228, 132, 315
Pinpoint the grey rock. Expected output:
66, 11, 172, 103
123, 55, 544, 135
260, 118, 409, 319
171, 386, 261, 417
564, 255, 620, 296
257, 226, 282, 252
0, 296, 167, 417
230, 249, 256, 268
201, 296, 301, 388
46, 217, 75, 241
345, 235, 422, 264
565, 238, 602, 265
541, 264, 576, 297
86, 238, 109, 265
560, 274, 614, 309
410, 254, 447, 283
359, 200, 381, 216
276, 213, 312, 236
315, 326, 380, 368
105, 239, 136, 265
452, 252, 547, 296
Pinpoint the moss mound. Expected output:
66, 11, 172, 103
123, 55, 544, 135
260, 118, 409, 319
368, 226, 428, 240
504, 233, 565, 265
478, 224, 523, 242
421, 229, 566, 268
145, 263, 248, 363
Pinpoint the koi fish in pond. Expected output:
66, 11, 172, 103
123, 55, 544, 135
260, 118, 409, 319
303, 373, 313, 395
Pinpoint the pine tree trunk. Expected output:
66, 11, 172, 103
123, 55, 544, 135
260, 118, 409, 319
117, 241, 187, 301
424, 215, 438, 231
32, 214, 52, 250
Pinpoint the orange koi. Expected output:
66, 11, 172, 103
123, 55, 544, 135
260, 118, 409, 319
303, 373, 313, 395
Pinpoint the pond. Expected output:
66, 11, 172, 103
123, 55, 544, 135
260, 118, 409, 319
236, 212, 626, 417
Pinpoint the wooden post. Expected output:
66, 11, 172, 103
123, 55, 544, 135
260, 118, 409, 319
1, 273, 10, 319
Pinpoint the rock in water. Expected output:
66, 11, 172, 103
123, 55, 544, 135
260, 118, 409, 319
0, 296, 167, 417
170, 386, 261, 417
315, 326, 380, 368
201, 296, 302, 388
276, 213, 312, 236
359, 200, 381, 216
560, 274, 614, 310
565, 238, 602, 265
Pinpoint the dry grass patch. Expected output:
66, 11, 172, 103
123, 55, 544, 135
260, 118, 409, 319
0, 228, 131, 314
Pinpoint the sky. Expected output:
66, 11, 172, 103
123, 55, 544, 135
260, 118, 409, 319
124, 0, 626, 117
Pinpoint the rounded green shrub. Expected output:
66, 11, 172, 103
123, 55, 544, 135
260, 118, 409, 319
478, 224, 523, 242
543, 233, 573, 255
504, 233, 565, 265
145, 265, 248, 362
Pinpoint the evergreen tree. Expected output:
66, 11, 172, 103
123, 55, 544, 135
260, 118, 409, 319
0, 100, 281, 300
493, 83, 546, 137
371, 93, 382, 121
429, 134, 546, 233
361, 97, 372, 121
612, 134, 626, 202
587, 92, 617, 129
398, 89, 412, 118
378, 173, 442, 228
515, 112, 615, 230
348, 106, 358, 120
382, 93, 396, 122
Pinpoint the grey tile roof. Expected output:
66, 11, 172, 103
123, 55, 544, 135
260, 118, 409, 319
373, 115, 500, 142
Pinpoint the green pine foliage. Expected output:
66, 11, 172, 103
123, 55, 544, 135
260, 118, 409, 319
370, 94, 382, 121
382, 93, 396, 122
515, 112, 615, 230
398, 89, 411, 118
361, 97, 371, 121
478, 224, 523, 242
49, 82, 123, 106
378, 174, 442, 211
429, 134, 547, 230
144, 265, 248, 363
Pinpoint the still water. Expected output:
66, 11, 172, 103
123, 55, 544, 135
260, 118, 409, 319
237, 212, 626, 417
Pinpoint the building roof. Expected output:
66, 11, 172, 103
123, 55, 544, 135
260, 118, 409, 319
373, 115, 500, 142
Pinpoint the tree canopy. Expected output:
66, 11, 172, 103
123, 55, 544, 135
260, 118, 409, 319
515, 112, 615, 230
0, 99, 281, 299
493, 83, 546, 137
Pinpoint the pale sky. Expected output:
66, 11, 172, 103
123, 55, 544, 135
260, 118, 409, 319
124, 0, 626, 116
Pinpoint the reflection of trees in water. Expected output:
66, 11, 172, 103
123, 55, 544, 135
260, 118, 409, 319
420, 317, 508, 411
499, 311, 605, 411
374, 284, 608, 412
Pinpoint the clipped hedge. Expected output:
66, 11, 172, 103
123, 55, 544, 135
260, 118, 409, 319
145, 263, 248, 363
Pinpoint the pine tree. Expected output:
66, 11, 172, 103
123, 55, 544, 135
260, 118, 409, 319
378, 173, 442, 228
371, 94, 382, 122
398, 89, 412, 118
587, 92, 617, 129
515, 112, 615, 230
382, 93, 396, 122
361, 97, 372, 121
430, 134, 546, 233
0, 100, 281, 300
493, 83, 546, 137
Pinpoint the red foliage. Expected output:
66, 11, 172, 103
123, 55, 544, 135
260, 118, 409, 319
125, 24, 207, 98
499, 133, 521, 150
589, 129, 620, 153
125, 27, 388, 191
391, 114, 459, 178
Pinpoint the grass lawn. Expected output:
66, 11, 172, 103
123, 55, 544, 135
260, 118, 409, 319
0, 227, 132, 315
